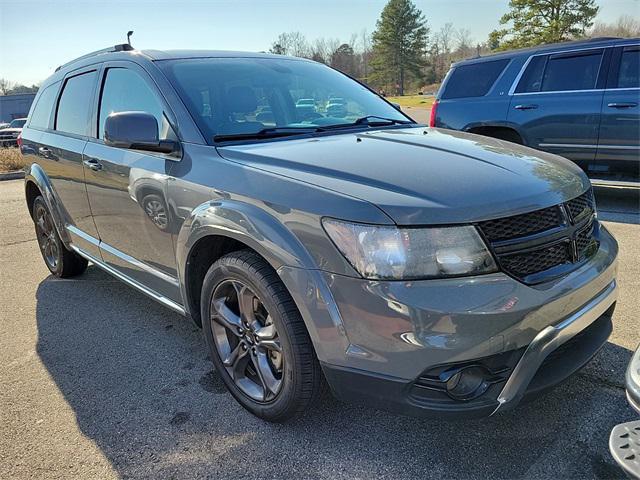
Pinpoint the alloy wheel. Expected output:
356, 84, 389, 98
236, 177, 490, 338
210, 279, 283, 402
144, 199, 168, 230
34, 203, 59, 270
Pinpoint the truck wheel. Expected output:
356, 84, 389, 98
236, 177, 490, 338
201, 249, 323, 422
32, 196, 87, 277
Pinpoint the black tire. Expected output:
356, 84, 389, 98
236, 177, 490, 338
32, 196, 88, 278
201, 249, 323, 422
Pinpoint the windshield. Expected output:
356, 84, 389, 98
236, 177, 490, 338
9, 119, 26, 128
159, 57, 411, 141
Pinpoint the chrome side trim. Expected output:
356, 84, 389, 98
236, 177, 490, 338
539, 143, 640, 150
99, 240, 180, 287
492, 279, 617, 414
590, 178, 640, 189
67, 224, 100, 247
513, 88, 604, 97
70, 245, 186, 316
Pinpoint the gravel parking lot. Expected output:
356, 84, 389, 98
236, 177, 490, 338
1, 178, 638, 479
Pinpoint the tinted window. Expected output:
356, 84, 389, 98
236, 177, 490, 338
617, 47, 640, 89
29, 82, 59, 129
99, 68, 174, 140
9, 119, 27, 128
56, 71, 97, 136
515, 56, 547, 93
540, 51, 602, 92
441, 59, 509, 99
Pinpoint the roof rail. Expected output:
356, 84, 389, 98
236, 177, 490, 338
55, 44, 134, 72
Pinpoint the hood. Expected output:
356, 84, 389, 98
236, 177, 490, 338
217, 127, 590, 225
0, 128, 22, 134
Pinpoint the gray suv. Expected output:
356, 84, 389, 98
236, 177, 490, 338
432, 37, 639, 183
21, 44, 619, 422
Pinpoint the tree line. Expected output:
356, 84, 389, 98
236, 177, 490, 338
269, 0, 639, 95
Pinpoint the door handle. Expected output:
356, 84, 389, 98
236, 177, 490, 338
83, 158, 103, 171
514, 104, 538, 110
607, 102, 637, 109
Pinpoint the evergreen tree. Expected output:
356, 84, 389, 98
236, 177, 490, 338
489, 0, 599, 50
370, 0, 429, 95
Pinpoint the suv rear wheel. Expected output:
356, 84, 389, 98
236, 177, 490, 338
201, 249, 323, 422
32, 196, 88, 277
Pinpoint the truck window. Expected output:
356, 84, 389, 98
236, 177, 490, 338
616, 46, 639, 89
29, 82, 60, 129
55, 71, 97, 136
441, 59, 509, 99
540, 50, 603, 92
515, 56, 547, 93
98, 68, 175, 140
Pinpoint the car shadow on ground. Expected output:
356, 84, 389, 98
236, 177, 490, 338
35, 267, 636, 479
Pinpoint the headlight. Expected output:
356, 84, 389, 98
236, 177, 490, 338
322, 219, 497, 280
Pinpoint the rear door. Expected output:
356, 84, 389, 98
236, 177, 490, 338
597, 44, 640, 178
507, 48, 607, 172
83, 62, 182, 303
40, 67, 102, 258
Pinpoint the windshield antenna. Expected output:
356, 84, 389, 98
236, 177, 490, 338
127, 30, 134, 47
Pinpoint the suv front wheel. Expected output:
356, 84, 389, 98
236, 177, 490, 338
201, 249, 323, 422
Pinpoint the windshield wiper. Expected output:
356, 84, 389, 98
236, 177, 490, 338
319, 116, 413, 130
213, 127, 320, 143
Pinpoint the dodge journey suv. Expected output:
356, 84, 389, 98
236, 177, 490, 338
432, 37, 639, 183
20, 44, 619, 422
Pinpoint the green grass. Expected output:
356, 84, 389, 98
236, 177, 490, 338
386, 95, 435, 108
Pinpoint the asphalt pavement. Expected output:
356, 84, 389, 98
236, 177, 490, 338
1, 179, 639, 479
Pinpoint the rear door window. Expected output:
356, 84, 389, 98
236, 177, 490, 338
616, 46, 640, 89
540, 50, 603, 92
515, 56, 547, 93
441, 59, 509, 99
55, 71, 97, 136
29, 82, 60, 129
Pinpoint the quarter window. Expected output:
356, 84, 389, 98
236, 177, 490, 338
616, 47, 639, 89
29, 82, 60, 129
441, 59, 510, 99
55, 71, 97, 136
98, 68, 175, 140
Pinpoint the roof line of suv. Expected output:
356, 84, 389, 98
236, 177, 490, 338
453, 37, 640, 66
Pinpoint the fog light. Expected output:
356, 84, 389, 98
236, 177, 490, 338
444, 366, 491, 401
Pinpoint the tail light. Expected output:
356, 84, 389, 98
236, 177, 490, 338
16, 132, 23, 149
429, 100, 438, 127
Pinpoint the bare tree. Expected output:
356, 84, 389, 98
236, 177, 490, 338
0, 78, 12, 95
590, 14, 640, 38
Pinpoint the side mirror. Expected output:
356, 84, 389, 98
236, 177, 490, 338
104, 111, 177, 154
391, 102, 402, 111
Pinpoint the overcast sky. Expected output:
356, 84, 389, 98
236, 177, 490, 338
1, 0, 638, 85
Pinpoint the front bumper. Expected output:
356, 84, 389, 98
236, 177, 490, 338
284, 225, 619, 418
322, 285, 615, 419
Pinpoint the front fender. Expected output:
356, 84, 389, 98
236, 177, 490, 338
176, 198, 317, 272
175, 198, 352, 363
25, 163, 72, 245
